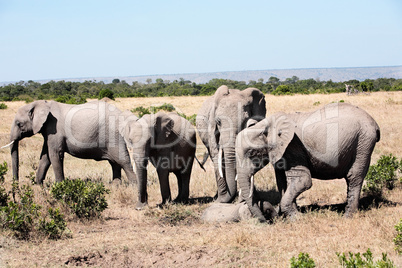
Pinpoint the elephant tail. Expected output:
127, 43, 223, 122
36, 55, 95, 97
195, 153, 208, 172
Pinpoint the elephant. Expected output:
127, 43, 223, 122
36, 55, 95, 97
196, 85, 266, 203
201, 201, 277, 223
235, 103, 380, 222
7, 100, 136, 186
119, 111, 197, 209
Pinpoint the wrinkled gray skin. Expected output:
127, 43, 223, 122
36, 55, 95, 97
201, 201, 277, 223
196, 85, 266, 203
120, 111, 197, 209
236, 103, 380, 222
9, 100, 136, 185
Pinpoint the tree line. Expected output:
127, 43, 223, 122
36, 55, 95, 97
0, 76, 401, 103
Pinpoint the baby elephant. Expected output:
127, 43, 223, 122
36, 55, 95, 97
120, 111, 197, 209
236, 103, 380, 221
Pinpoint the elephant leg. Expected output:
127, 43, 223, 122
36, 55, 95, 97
280, 166, 312, 218
344, 155, 370, 217
174, 170, 190, 203
157, 168, 171, 205
108, 160, 122, 183
275, 168, 287, 198
36, 143, 51, 185
49, 150, 65, 182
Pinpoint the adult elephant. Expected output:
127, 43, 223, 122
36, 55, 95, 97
7, 100, 136, 186
120, 111, 197, 209
235, 103, 380, 222
196, 85, 266, 203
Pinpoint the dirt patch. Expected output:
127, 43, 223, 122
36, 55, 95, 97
65, 251, 103, 266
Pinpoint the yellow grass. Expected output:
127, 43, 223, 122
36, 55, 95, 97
0, 92, 401, 267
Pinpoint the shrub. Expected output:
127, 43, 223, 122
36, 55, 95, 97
55, 95, 86, 104
150, 103, 175, 113
363, 154, 401, 197
177, 112, 196, 126
50, 179, 110, 219
0, 183, 41, 239
0, 162, 8, 206
98, 88, 115, 100
395, 219, 402, 254
38, 207, 66, 239
131, 106, 150, 118
290, 252, 316, 268
337, 248, 395, 268
0, 103, 7, 109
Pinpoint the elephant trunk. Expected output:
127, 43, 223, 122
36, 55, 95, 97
133, 156, 148, 210
222, 144, 237, 202
237, 168, 266, 222
11, 140, 19, 181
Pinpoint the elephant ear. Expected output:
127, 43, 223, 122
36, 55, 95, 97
119, 110, 138, 137
242, 87, 266, 120
156, 112, 174, 138
30, 101, 50, 134
267, 113, 295, 164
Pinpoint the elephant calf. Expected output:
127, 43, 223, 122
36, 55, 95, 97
236, 103, 380, 221
120, 111, 197, 209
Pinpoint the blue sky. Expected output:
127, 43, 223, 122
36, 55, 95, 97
0, 0, 401, 82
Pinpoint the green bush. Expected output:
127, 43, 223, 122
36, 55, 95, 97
290, 252, 316, 268
0, 183, 41, 239
0, 162, 8, 206
337, 248, 395, 268
131, 106, 150, 117
50, 179, 110, 219
38, 207, 66, 239
55, 95, 86, 104
150, 103, 175, 113
395, 219, 402, 254
0, 103, 7, 109
98, 88, 115, 100
363, 154, 401, 197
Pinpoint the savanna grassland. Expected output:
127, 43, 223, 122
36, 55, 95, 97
0, 91, 401, 267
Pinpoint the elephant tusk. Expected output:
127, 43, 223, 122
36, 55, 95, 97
235, 174, 238, 181
249, 175, 254, 198
218, 147, 224, 178
132, 160, 137, 174
1, 140, 14, 149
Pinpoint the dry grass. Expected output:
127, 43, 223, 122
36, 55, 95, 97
0, 92, 401, 267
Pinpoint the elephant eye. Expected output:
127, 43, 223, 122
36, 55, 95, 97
16, 121, 22, 128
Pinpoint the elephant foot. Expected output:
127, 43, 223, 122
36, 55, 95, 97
135, 201, 147, 210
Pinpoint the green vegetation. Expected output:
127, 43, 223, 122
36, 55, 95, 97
98, 88, 115, 100
0, 162, 67, 240
131, 103, 197, 125
290, 252, 316, 268
0, 102, 7, 109
0, 77, 400, 101
337, 248, 395, 268
395, 219, 402, 254
50, 179, 110, 219
363, 154, 402, 198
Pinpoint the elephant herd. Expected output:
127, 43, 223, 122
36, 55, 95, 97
5, 85, 380, 222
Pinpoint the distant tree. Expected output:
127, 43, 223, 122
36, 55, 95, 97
98, 89, 115, 100
146, 78, 152, 84
112, 78, 120, 84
